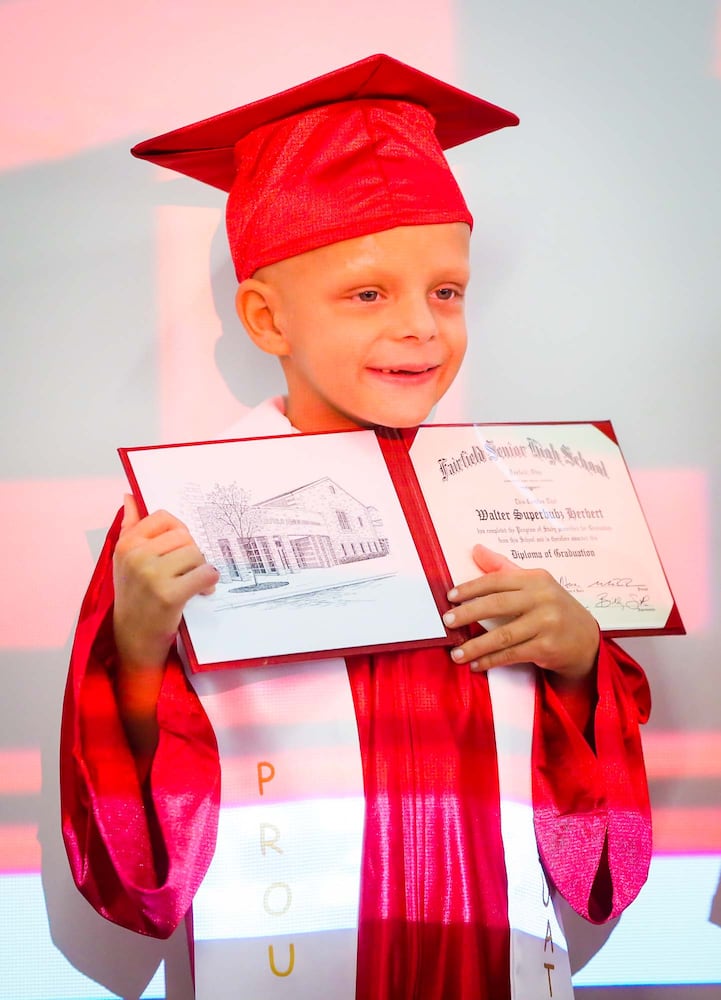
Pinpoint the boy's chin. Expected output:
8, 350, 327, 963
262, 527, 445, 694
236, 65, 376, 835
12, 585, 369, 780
289, 393, 439, 432
349, 392, 447, 430
354, 404, 436, 430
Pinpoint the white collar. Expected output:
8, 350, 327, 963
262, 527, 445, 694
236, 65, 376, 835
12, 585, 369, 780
223, 396, 297, 439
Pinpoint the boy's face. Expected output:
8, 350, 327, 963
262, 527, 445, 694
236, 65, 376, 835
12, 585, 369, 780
247, 222, 470, 432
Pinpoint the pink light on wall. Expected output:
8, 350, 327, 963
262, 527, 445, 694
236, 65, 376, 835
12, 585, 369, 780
652, 808, 721, 854
644, 731, 721, 853
644, 731, 721, 780
0, 0, 458, 173
0, 750, 42, 873
0, 752, 42, 874
0, 478, 125, 650
156, 205, 248, 442
0, 749, 41, 795
631, 468, 709, 633
0, 824, 40, 874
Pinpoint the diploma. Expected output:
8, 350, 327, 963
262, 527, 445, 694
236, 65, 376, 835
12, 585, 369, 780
120, 419, 682, 671
407, 421, 683, 636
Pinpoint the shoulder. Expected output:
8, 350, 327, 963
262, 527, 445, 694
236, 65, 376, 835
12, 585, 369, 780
222, 396, 295, 438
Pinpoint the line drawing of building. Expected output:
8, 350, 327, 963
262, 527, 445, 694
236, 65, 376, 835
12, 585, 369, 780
183, 476, 390, 588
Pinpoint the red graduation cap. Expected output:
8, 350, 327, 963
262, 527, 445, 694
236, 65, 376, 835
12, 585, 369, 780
132, 54, 518, 280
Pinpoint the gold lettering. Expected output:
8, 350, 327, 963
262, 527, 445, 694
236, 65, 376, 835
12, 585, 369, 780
268, 942, 295, 977
257, 761, 275, 796
263, 882, 292, 916
541, 874, 551, 907
544, 918, 554, 952
260, 822, 283, 856
544, 961, 555, 997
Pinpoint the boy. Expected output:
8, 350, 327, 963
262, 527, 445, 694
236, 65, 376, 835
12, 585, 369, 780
61, 54, 651, 999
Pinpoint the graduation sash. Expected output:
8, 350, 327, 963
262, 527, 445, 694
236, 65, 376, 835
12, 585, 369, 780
489, 665, 573, 1000
189, 659, 572, 999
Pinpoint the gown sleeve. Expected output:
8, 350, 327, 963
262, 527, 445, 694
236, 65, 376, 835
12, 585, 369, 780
532, 635, 652, 922
59, 510, 221, 938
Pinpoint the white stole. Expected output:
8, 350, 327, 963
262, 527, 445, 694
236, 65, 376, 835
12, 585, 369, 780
190, 659, 364, 999
488, 665, 573, 1000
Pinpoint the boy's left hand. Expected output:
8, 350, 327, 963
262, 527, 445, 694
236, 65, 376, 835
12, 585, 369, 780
443, 543, 600, 681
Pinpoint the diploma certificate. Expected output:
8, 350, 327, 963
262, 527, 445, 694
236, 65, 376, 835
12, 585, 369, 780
408, 421, 683, 636
121, 419, 682, 670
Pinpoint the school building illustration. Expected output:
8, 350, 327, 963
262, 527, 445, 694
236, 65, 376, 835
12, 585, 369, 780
185, 477, 389, 584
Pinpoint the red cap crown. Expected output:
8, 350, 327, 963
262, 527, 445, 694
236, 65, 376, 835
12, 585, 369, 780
132, 54, 518, 280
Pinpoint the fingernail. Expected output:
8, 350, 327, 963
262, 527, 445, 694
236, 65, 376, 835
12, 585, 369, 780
443, 610, 456, 626
447, 587, 459, 601
469, 660, 481, 672
451, 647, 464, 661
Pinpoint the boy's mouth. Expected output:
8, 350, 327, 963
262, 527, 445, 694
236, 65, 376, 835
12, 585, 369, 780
369, 364, 439, 377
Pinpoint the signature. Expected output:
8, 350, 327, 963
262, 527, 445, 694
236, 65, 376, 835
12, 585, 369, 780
594, 592, 656, 612
559, 575, 583, 594
587, 577, 649, 591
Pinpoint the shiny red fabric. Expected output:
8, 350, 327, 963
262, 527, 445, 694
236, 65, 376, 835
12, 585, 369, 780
225, 100, 472, 280
61, 512, 651, 998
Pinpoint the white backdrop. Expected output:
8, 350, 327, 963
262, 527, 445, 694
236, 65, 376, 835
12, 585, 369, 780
1, 1, 719, 997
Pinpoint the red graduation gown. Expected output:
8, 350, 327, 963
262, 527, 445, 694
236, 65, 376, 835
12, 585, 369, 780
60, 509, 652, 999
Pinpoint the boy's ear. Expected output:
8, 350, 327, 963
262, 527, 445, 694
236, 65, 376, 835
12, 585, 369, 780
235, 279, 291, 357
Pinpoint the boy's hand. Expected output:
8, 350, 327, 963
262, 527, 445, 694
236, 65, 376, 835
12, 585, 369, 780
443, 543, 599, 681
113, 494, 220, 674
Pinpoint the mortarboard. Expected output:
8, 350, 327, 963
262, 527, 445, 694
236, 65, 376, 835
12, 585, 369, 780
132, 54, 518, 280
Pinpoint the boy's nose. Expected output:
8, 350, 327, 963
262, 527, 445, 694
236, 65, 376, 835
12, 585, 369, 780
393, 297, 438, 342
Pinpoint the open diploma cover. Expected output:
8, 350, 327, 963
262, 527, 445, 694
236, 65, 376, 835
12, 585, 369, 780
120, 421, 684, 672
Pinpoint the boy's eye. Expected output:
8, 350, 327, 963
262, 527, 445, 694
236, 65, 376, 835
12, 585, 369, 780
434, 287, 459, 301
355, 289, 379, 302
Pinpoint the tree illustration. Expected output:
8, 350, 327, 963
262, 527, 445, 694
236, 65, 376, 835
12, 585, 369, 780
206, 481, 261, 585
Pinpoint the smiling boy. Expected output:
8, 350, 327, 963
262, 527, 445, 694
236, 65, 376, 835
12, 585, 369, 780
61, 55, 651, 1000
239, 223, 470, 432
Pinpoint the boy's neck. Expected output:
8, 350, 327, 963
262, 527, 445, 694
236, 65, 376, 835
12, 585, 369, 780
285, 394, 370, 435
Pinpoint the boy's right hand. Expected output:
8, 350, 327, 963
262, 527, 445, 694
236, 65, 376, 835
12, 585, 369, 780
113, 494, 220, 674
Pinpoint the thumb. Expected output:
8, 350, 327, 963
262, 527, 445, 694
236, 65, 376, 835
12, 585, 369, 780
472, 542, 519, 575
121, 493, 141, 532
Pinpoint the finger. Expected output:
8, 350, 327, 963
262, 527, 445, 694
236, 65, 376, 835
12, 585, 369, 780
450, 619, 539, 669
117, 527, 199, 568
443, 588, 529, 628
116, 510, 191, 553
143, 528, 204, 559
199, 571, 220, 596
472, 543, 519, 575
164, 549, 220, 593
184, 562, 220, 597
136, 509, 189, 539
448, 569, 525, 604
157, 536, 218, 582
121, 493, 141, 533
137, 559, 220, 609
153, 545, 215, 581
469, 638, 541, 672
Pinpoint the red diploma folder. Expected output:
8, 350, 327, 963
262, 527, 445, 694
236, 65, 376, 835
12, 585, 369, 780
120, 420, 683, 672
